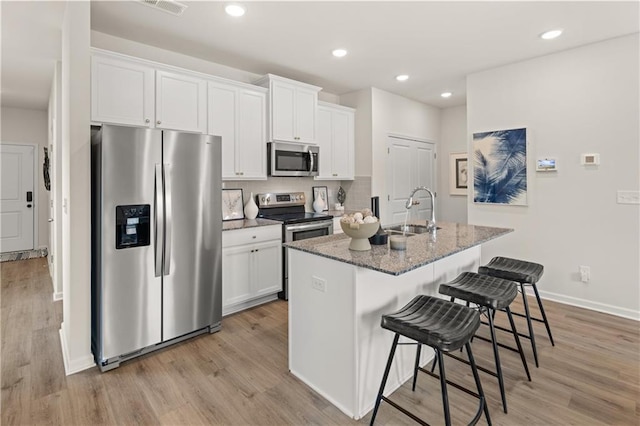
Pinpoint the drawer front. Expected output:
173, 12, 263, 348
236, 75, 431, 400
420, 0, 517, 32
222, 225, 282, 248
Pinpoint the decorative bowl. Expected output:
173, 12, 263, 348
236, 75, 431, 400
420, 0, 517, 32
340, 221, 380, 251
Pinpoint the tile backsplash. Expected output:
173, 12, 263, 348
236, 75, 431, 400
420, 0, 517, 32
224, 178, 342, 212
340, 176, 372, 211
223, 176, 372, 213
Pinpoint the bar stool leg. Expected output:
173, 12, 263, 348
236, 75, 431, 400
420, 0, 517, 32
370, 334, 400, 426
435, 349, 451, 426
520, 283, 539, 368
531, 283, 555, 346
488, 310, 507, 413
412, 344, 422, 391
506, 307, 531, 381
466, 342, 492, 426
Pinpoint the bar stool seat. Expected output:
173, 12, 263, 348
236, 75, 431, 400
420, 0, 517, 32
479, 256, 554, 369
439, 273, 518, 310
370, 295, 491, 426
479, 256, 543, 284
381, 294, 480, 351
438, 272, 531, 414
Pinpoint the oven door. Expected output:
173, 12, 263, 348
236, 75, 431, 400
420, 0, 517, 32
281, 219, 333, 301
285, 220, 333, 242
268, 142, 319, 177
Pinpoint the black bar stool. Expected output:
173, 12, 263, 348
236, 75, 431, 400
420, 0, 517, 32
437, 272, 531, 414
370, 295, 491, 426
479, 256, 554, 368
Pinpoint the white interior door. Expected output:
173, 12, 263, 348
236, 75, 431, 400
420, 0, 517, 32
0, 144, 35, 253
386, 136, 435, 225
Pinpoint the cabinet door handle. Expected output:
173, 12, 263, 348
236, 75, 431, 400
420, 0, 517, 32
145, 119, 150, 123
157, 120, 162, 125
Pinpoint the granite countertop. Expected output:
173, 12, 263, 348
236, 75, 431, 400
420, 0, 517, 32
222, 218, 282, 231
284, 221, 513, 276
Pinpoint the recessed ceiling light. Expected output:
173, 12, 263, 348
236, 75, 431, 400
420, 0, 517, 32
540, 29, 563, 40
396, 75, 409, 82
441, 92, 453, 98
332, 49, 348, 58
225, 3, 246, 17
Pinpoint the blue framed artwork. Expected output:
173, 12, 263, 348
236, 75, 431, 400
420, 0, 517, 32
473, 128, 527, 206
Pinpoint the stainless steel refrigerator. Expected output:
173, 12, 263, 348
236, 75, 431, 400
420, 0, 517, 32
91, 124, 222, 371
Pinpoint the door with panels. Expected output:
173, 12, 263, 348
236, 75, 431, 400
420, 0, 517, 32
386, 136, 436, 224
0, 144, 35, 253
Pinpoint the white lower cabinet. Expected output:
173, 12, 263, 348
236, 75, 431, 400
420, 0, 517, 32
222, 225, 282, 315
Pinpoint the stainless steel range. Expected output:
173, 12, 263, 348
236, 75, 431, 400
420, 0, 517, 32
257, 192, 333, 300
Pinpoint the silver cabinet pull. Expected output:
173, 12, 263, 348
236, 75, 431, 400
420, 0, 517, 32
145, 119, 150, 123
157, 120, 162, 125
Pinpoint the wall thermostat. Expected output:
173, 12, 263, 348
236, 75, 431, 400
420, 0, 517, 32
536, 158, 557, 172
581, 153, 600, 165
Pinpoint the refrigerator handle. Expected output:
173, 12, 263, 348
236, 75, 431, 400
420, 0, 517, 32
155, 164, 164, 277
163, 163, 172, 275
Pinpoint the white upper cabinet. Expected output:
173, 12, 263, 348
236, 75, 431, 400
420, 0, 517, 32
91, 51, 207, 133
156, 70, 207, 133
316, 102, 355, 180
91, 55, 155, 127
208, 80, 267, 180
255, 74, 321, 144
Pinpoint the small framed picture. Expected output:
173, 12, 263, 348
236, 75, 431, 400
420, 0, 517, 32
222, 188, 245, 221
312, 186, 328, 211
449, 152, 468, 196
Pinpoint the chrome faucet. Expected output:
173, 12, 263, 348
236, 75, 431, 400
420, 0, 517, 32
405, 186, 437, 233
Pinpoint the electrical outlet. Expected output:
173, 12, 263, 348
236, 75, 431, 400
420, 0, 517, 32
579, 265, 590, 283
617, 190, 640, 205
311, 276, 327, 292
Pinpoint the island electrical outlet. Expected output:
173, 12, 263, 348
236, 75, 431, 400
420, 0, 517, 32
579, 265, 590, 283
311, 276, 327, 292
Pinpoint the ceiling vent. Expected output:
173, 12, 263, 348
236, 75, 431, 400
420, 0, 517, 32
137, 0, 188, 16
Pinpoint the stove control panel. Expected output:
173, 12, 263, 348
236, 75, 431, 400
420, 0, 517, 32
257, 192, 306, 208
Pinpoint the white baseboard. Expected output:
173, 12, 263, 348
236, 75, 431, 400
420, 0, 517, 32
59, 325, 95, 375
538, 290, 640, 321
222, 293, 279, 317
52, 291, 63, 301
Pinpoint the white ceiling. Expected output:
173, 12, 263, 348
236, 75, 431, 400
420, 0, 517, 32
2, 1, 639, 110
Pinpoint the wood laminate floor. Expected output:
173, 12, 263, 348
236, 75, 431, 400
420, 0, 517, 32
1, 257, 639, 425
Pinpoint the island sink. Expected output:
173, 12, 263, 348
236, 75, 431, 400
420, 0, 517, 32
385, 224, 441, 235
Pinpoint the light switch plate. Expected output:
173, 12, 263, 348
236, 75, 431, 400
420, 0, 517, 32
617, 190, 640, 204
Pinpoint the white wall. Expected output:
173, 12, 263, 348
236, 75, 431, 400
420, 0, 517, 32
60, 1, 93, 374
467, 34, 639, 319
439, 105, 468, 223
91, 31, 340, 104
1, 107, 50, 250
48, 61, 64, 300
340, 88, 373, 176
340, 87, 441, 223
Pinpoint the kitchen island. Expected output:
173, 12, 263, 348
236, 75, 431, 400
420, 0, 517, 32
284, 221, 512, 420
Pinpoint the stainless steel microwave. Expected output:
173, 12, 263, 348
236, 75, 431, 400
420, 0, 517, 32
268, 142, 319, 177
